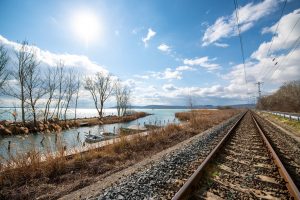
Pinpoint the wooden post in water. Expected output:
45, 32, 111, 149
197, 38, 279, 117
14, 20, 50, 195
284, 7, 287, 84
77, 132, 80, 140
8, 141, 11, 152
40, 135, 45, 145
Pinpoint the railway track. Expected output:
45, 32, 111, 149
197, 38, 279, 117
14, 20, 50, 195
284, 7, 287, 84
173, 111, 300, 200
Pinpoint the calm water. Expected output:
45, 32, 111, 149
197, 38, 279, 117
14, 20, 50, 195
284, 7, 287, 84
0, 108, 187, 160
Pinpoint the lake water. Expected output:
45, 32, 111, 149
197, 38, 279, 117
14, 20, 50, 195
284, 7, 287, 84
0, 108, 188, 160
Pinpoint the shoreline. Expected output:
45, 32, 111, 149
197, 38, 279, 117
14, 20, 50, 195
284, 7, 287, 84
0, 112, 150, 136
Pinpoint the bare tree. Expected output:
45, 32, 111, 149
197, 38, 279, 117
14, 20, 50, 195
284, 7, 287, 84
3, 41, 35, 123
43, 66, 59, 122
74, 74, 81, 121
51, 61, 67, 120
23, 51, 46, 126
85, 72, 114, 118
115, 80, 130, 116
257, 80, 300, 112
63, 68, 78, 121
0, 44, 9, 90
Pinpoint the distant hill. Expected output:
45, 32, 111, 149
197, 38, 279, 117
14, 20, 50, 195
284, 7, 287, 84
128, 105, 215, 109
110, 104, 255, 109
227, 104, 255, 109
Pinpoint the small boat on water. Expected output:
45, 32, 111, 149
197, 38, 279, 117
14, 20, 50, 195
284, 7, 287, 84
85, 134, 104, 143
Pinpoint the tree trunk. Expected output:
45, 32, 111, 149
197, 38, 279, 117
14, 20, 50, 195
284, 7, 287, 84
21, 86, 25, 124
100, 101, 104, 118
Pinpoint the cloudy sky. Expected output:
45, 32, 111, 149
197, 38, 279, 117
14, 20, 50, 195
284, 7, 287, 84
0, 0, 299, 107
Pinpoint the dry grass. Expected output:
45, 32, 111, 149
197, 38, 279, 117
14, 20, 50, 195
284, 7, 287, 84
0, 109, 240, 199
176, 109, 239, 130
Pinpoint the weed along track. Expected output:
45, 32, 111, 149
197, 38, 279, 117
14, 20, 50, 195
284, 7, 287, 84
173, 111, 300, 199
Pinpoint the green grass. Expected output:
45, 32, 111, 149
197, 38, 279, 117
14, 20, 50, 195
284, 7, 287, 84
272, 115, 300, 132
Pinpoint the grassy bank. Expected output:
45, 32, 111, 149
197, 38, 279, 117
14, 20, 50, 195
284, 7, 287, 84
262, 112, 300, 133
0, 109, 240, 200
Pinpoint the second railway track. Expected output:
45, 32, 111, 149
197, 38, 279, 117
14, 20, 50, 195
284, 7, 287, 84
173, 111, 300, 200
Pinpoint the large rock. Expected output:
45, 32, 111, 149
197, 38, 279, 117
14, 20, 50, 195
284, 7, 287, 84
44, 129, 51, 134
38, 124, 44, 131
19, 127, 29, 134
0, 125, 12, 135
55, 125, 62, 132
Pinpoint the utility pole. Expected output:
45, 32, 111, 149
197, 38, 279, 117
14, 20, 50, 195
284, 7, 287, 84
256, 82, 263, 100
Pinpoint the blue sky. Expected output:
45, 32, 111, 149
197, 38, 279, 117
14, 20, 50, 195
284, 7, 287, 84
0, 0, 300, 106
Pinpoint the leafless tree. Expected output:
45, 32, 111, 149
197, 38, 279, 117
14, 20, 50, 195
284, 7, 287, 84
51, 61, 67, 120
0, 44, 9, 90
3, 41, 35, 123
24, 50, 46, 126
43, 66, 59, 122
115, 80, 130, 116
74, 74, 81, 121
257, 80, 300, 112
85, 72, 114, 118
63, 68, 78, 121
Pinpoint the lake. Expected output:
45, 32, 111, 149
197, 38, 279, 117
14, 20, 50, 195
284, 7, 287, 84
0, 108, 188, 160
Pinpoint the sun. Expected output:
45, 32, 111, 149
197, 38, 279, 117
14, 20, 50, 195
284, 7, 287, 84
71, 9, 100, 45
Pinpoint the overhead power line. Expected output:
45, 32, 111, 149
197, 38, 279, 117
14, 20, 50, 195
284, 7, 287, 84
265, 0, 287, 58
262, 16, 300, 81
261, 10, 300, 82
233, 0, 248, 87
265, 36, 300, 81
259, 0, 288, 79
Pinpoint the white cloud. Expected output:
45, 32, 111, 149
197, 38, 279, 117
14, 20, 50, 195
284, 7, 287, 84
135, 65, 195, 82
243, 9, 300, 83
131, 10, 300, 106
175, 66, 195, 71
252, 8, 300, 60
214, 42, 229, 48
0, 35, 108, 75
142, 28, 156, 47
157, 68, 182, 80
157, 43, 171, 52
211, 10, 300, 102
202, 0, 278, 46
183, 56, 220, 71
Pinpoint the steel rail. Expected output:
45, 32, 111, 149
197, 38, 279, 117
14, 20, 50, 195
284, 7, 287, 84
172, 111, 247, 200
251, 112, 300, 199
172, 111, 300, 200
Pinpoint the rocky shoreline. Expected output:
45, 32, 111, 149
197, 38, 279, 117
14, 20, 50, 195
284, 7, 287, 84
0, 112, 149, 136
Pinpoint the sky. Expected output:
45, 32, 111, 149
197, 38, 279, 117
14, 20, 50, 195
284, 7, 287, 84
0, 0, 300, 107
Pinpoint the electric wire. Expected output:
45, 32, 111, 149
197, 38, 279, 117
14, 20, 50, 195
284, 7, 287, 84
265, 0, 287, 58
233, 0, 250, 103
265, 36, 300, 81
259, 0, 288, 79
262, 16, 300, 80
